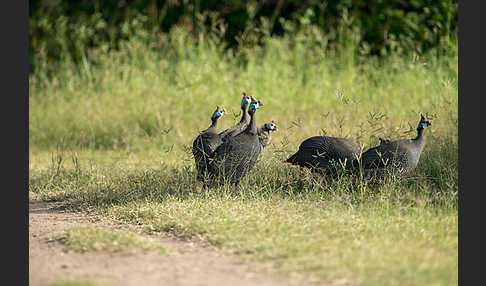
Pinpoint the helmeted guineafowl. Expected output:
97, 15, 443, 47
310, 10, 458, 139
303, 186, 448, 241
352, 114, 432, 179
210, 99, 263, 186
192, 106, 226, 182
257, 121, 278, 149
285, 134, 360, 177
218, 92, 253, 139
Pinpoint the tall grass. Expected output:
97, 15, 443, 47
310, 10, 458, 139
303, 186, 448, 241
29, 16, 457, 158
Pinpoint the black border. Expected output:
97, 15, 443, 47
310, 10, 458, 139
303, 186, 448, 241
458, 1, 480, 286
2, 0, 29, 285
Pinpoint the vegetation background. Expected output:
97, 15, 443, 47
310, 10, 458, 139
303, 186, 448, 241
29, 1, 458, 285
30, 0, 457, 74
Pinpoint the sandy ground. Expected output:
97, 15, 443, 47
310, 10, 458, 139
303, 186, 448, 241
29, 200, 326, 286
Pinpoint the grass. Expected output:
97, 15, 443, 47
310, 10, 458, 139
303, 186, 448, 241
29, 19, 457, 286
30, 148, 457, 286
107, 199, 456, 286
52, 226, 168, 254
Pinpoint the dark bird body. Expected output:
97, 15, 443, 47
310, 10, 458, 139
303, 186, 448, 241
286, 136, 360, 176
192, 107, 226, 182
210, 100, 262, 186
353, 115, 432, 179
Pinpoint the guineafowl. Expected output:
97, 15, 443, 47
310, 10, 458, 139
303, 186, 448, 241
210, 99, 263, 186
192, 106, 226, 182
218, 92, 253, 139
286, 135, 360, 178
352, 114, 432, 180
257, 121, 278, 148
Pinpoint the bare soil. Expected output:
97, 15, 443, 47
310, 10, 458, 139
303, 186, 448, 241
29, 200, 325, 286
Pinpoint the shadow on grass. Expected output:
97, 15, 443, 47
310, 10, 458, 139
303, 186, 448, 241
29, 139, 457, 213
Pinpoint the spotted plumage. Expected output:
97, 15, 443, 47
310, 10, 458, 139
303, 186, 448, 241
286, 135, 360, 177
352, 114, 432, 179
192, 106, 226, 182
210, 99, 263, 186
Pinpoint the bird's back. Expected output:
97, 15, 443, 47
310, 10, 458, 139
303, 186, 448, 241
212, 130, 262, 184
193, 127, 223, 180
218, 121, 248, 143
356, 139, 421, 175
287, 136, 360, 172
193, 127, 218, 156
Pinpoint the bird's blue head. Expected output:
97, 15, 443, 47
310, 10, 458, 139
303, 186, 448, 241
417, 114, 432, 130
212, 106, 226, 119
241, 92, 252, 108
248, 98, 263, 113
264, 121, 278, 132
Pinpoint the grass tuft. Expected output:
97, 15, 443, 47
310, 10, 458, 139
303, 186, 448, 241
52, 226, 168, 254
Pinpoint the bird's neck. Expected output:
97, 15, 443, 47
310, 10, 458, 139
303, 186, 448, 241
257, 127, 271, 148
257, 126, 266, 137
240, 105, 249, 124
210, 117, 219, 129
246, 110, 257, 135
412, 127, 425, 144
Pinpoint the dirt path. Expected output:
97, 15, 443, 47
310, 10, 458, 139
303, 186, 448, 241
29, 201, 324, 286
